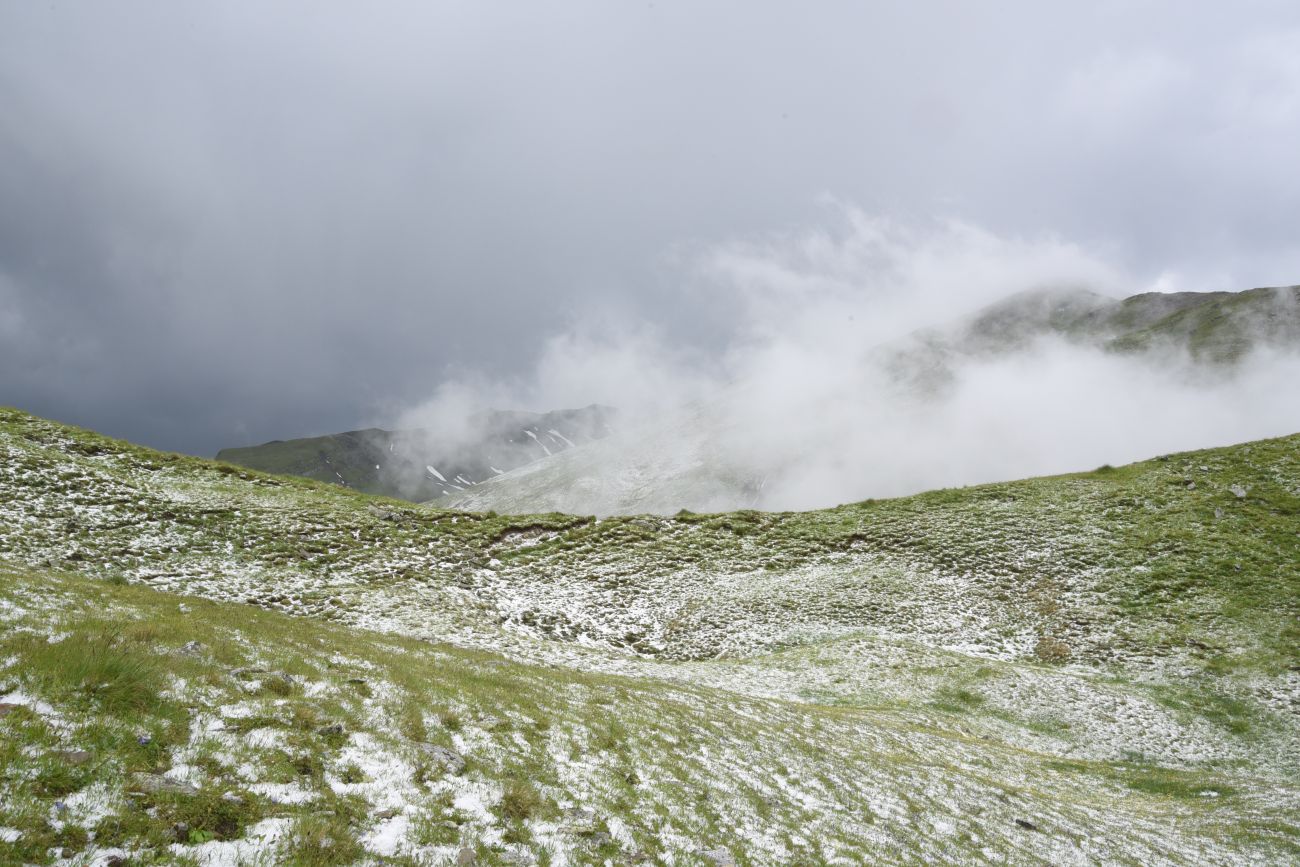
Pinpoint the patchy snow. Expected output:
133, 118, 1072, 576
548, 428, 576, 448
171, 817, 291, 865
1, 688, 61, 722
362, 811, 411, 856
523, 429, 552, 456
249, 782, 318, 805
50, 781, 119, 831
425, 465, 447, 482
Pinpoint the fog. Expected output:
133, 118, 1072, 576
3, 3, 1300, 456
400, 210, 1300, 513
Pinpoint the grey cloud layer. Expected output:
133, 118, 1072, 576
1, 1, 1298, 453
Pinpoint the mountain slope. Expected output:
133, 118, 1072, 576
216, 405, 616, 502
1, 407, 1299, 864
447, 285, 1300, 516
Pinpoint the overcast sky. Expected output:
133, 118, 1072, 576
2, 1, 1298, 455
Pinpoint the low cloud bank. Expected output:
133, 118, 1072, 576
397, 209, 1300, 513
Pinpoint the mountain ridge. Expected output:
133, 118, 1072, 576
446, 284, 1300, 516
216, 405, 616, 502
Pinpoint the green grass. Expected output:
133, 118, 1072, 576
17, 624, 169, 715
0, 407, 1298, 863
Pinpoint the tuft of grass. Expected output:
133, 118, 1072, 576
930, 686, 986, 714
17, 626, 163, 714
282, 812, 365, 866
497, 779, 547, 822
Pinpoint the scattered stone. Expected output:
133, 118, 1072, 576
1215, 507, 1224, 520
563, 806, 599, 835
415, 743, 466, 775
1014, 818, 1039, 831
104, 857, 126, 867
233, 667, 269, 679
0, 703, 20, 718
317, 722, 344, 736
374, 808, 400, 820
345, 677, 368, 686
456, 847, 477, 866
1185, 480, 1195, 490
137, 735, 152, 746
701, 847, 736, 866
1229, 484, 1248, 499
221, 791, 245, 805
367, 504, 401, 522
172, 822, 191, 842
55, 749, 92, 766
180, 640, 204, 656
133, 773, 200, 796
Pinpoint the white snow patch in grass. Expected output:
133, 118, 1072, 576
172, 816, 291, 865
218, 702, 258, 720
1, 688, 62, 722
244, 727, 287, 750
249, 781, 318, 805
330, 732, 418, 810
51, 780, 119, 831
363, 811, 411, 856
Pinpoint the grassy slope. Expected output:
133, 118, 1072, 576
216, 430, 395, 496
2, 407, 1299, 864
1103, 286, 1300, 361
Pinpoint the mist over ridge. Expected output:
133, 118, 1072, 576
404, 212, 1300, 514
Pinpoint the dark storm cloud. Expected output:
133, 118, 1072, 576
2, 1, 1298, 454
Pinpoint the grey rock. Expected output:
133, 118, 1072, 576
56, 749, 92, 766
180, 640, 204, 656
172, 822, 191, 842
1015, 818, 1039, 831
415, 742, 466, 775
317, 722, 345, 736
133, 773, 200, 796
702, 848, 736, 866
367, 504, 401, 522
374, 808, 400, 820
221, 791, 245, 805
563, 806, 599, 835
1215, 507, 1224, 520
456, 847, 477, 866
1229, 484, 1248, 499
